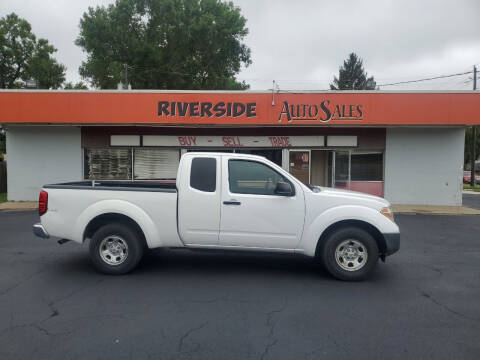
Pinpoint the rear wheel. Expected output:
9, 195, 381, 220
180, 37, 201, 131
320, 227, 378, 281
89, 223, 144, 275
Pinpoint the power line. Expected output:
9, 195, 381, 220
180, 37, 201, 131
377, 71, 473, 87
118, 63, 479, 90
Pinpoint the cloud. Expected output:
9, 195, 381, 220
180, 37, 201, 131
235, 0, 480, 89
1, 0, 479, 89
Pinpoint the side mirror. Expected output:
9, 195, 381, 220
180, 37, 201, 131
275, 181, 293, 196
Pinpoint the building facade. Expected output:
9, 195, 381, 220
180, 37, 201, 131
1, 90, 478, 205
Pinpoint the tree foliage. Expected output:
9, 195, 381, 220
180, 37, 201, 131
64, 81, 89, 90
330, 53, 376, 90
76, 0, 251, 90
0, 13, 66, 89
0, 129, 5, 155
464, 126, 480, 167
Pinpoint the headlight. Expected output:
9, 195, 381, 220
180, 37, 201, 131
380, 207, 394, 222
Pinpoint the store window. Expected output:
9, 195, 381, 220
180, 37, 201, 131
351, 152, 383, 181
134, 148, 180, 180
84, 148, 182, 180
84, 148, 132, 180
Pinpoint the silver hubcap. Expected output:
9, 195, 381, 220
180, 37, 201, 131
99, 235, 129, 266
335, 239, 368, 271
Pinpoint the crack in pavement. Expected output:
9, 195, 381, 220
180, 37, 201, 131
177, 322, 209, 353
42, 278, 105, 323
0, 278, 105, 338
0, 252, 67, 297
418, 288, 479, 322
0, 266, 49, 296
420, 264, 443, 276
30, 323, 74, 337
260, 302, 287, 360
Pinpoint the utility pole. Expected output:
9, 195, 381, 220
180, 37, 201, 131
471, 65, 477, 187
123, 63, 128, 90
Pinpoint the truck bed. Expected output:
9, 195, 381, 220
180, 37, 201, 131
43, 180, 177, 192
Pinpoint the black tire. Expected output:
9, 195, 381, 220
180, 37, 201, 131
320, 227, 379, 281
89, 223, 144, 275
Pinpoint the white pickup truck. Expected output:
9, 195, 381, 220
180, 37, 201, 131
33, 152, 399, 281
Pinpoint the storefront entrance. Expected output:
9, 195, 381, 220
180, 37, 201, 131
288, 150, 333, 187
289, 150, 311, 184
287, 150, 383, 197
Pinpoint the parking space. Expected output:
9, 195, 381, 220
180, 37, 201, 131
1, 210, 479, 359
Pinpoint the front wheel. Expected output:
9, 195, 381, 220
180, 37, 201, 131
89, 223, 144, 275
320, 227, 379, 281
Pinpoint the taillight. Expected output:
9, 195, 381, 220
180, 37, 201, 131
39, 190, 48, 216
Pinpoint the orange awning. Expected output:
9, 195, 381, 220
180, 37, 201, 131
1, 90, 479, 126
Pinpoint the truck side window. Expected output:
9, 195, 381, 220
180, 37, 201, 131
228, 160, 291, 195
190, 157, 216, 192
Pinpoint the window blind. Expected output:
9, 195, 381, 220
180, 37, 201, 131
134, 149, 180, 179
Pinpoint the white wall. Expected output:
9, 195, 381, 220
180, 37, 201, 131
6, 126, 82, 201
384, 127, 465, 206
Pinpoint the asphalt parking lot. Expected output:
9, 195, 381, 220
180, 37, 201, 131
463, 192, 480, 210
1, 207, 480, 360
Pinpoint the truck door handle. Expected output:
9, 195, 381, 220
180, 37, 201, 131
223, 200, 241, 205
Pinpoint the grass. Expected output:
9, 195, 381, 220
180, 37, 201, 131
463, 184, 480, 192
0, 193, 6, 203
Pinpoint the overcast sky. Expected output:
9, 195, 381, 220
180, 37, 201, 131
1, 0, 479, 90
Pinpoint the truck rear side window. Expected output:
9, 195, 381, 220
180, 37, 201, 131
190, 158, 216, 192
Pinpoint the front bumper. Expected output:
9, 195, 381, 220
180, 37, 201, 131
33, 223, 49, 239
383, 233, 400, 256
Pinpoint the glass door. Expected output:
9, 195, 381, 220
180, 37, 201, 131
289, 150, 310, 184
333, 150, 350, 190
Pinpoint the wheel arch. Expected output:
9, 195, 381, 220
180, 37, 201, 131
71, 199, 160, 248
315, 219, 387, 259
83, 213, 147, 248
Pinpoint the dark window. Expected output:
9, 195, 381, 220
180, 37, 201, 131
351, 153, 383, 181
235, 149, 283, 166
228, 160, 291, 195
334, 151, 349, 187
190, 157, 216, 192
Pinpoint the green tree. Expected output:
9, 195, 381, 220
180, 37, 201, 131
27, 39, 66, 89
0, 13, 66, 89
0, 13, 35, 88
64, 81, 89, 89
330, 53, 376, 90
76, 0, 251, 90
0, 128, 5, 155
464, 126, 480, 168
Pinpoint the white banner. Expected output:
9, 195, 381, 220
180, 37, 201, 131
142, 135, 326, 148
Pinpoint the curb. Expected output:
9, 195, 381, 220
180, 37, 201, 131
0, 202, 38, 211
463, 190, 480, 195
392, 205, 480, 215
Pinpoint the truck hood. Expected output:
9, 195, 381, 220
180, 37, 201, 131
313, 186, 391, 208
